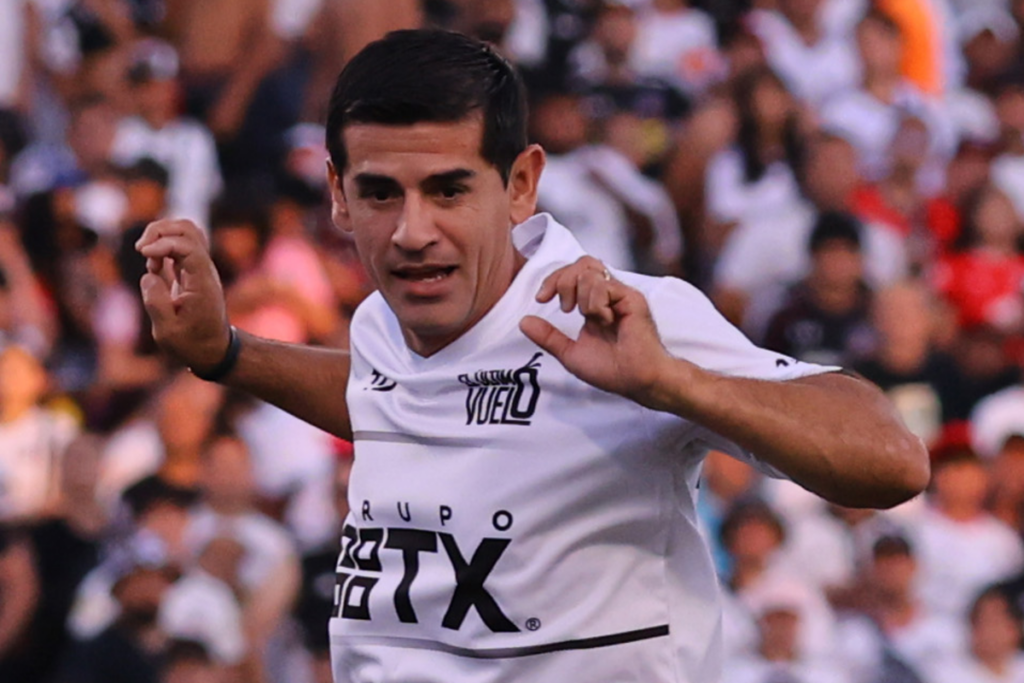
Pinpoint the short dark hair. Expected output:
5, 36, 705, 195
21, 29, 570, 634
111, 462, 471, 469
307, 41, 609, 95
325, 29, 528, 184
719, 499, 786, 550
872, 534, 913, 559
808, 211, 862, 254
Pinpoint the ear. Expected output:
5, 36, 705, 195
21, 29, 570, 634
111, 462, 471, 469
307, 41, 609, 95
326, 160, 352, 232
508, 144, 546, 226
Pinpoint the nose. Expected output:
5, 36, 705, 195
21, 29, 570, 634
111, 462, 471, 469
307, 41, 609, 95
392, 193, 439, 252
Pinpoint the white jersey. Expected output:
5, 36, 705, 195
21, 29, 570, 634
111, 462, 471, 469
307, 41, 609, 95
331, 214, 835, 683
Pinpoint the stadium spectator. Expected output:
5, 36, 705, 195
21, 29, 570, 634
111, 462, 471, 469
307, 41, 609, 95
907, 448, 1024, 620
110, 39, 223, 231
762, 211, 875, 366
923, 586, 1024, 683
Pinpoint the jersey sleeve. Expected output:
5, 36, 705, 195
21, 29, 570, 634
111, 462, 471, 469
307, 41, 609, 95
643, 275, 840, 476
646, 276, 838, 381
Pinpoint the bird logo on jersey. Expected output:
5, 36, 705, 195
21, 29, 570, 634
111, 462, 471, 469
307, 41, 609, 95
458, 352, 543, 426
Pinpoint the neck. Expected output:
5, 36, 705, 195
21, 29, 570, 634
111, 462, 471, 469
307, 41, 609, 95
879, 341, 928, 373
790, 15, 818, 45
866, 75, 900, 103
0, 401, 33, 424
976, 651, 1010, 675
810, 279, 860, 314
938, 501, 983, 522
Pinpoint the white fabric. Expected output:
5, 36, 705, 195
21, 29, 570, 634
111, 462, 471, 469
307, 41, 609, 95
924, 653, 1024, 683
747, 10, 861, 108
908, 507, 1024, 619
773, 509, 856, 593
888, 611, 966, 675
504, 0, 550, 69
0, 0, 26, 108
704, 148, 804, 227
819, 84, 957, 184
0, 407, 78, 520
629, 6, 725, 95
722, 656, 851, 683
821, 0, 868, 37
991, 154, 1024, 222
93, 284, 141, 347
236, 401, 339, 549
272, 0, 322, 40
185, 506, 297, 592
98, 419, 163, 511
67, 565, 120, 640
970, 386, 1024, 459
330, 214, 836, 683
538, 146, 681, 272
110, 116, 223, 230
160, 569, 247, 664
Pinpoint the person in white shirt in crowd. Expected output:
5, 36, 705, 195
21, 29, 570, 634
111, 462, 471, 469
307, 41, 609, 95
10, 93, 119, 198
820, 8, 956, 191
534, 90, 682, 274
923, 586, 1024, 683
629, 0, 726, 97
723, 580, 851, 683
906, 448, 1024, 621
0, 0, 30, 113
835, 535, 964, 683
184, 433, 300, 671
705, 66, 807, 236
718, 500, 839, 663
747, 0, 861, 109
0, 344, 78, 521
990, 80, 1024, 222
110, 39, 223, 231
713, 131, 906, 335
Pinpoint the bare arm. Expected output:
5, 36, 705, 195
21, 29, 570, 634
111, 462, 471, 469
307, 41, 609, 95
520, 257, 930, 509
642, 366, 928, 507
0, 538, 40, 657
135, 220, 352, 439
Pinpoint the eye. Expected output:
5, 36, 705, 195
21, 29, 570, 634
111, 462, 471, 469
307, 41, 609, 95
439, 185, 466, 201
372, 188, 395, 202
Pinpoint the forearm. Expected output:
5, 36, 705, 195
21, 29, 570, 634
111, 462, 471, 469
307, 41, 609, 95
0, 544, 39, 655
220, 329, 352, 440
646, 361, 930, 508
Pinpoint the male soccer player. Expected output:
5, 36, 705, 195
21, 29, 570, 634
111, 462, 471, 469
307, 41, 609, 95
136, 29, 929, 683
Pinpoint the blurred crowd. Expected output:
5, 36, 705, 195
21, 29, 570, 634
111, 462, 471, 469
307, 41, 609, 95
2, 0, 1024, 682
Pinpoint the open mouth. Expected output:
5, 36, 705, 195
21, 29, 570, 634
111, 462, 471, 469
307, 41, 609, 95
393, 266, 457, 283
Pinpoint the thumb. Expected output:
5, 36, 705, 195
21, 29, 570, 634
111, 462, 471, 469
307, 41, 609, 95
140, 272, 174, 329
520, 315, 573, 361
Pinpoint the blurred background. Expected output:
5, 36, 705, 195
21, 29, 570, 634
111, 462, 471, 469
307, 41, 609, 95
2, 0, 1024, 682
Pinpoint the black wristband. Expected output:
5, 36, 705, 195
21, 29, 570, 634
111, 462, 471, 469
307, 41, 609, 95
190, 325, 241, 383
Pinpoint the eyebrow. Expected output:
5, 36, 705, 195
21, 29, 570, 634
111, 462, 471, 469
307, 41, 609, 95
352, 169, 477, 192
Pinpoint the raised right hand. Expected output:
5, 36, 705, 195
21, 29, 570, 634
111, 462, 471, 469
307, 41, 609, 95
135, 219, 231, 373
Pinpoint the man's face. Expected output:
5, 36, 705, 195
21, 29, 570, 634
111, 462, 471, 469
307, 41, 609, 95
331, 117, 541, 355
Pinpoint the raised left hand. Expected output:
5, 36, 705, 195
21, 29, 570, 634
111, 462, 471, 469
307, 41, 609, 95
519, 256, 678, 406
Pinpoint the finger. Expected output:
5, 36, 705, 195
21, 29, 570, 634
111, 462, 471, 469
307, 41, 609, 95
520, 315, 574, 361
555, 271, 579, 313
535, 270, 560, 303
584, 276, 615, 326
140, 272, 174, 330
137, 234, 200, 262
135, 219, 197, 250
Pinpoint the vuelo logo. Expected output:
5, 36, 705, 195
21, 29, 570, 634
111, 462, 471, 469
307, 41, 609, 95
459, 352, 543, 426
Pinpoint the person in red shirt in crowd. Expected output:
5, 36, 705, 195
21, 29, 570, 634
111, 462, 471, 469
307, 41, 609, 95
933, 182, 1024, 331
